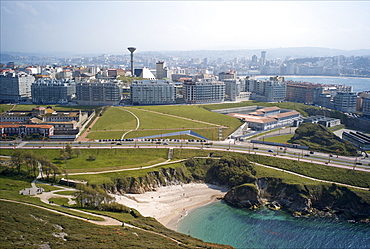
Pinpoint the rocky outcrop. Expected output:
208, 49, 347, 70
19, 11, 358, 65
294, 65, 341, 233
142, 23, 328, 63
104, 166, 195, 194
223, 183, 263, 209
224, 177, 370, 221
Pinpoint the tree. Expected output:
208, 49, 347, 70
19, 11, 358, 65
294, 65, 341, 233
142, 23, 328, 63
64, 143, 74, 159
24, 152, 39, 178
11, 151, 25, 174
74, 185, 114, 209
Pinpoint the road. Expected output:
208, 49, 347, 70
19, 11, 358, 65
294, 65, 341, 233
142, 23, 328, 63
1, 139, 369, 172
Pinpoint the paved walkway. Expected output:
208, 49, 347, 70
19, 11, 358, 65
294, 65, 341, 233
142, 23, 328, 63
253, 162, 369, 191
117, 107, 140, 140
77, 110, 102, 142
68, 159, 186, 176
128, 107, 228, 128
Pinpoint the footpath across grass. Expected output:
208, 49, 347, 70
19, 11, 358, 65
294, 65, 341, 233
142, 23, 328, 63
0, 148, 170, 173
1, 200, 219, 248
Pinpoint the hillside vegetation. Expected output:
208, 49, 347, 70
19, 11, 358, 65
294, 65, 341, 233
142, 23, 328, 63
289, 123, 357, 156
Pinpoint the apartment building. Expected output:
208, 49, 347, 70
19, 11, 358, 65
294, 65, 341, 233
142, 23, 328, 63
183, 80, 225, 104
31, 79, 76, 104
334, 92, 357, 113
286, 82, 322, 104
130, 80, 176, 105
0, 72, 35, 102
76, 81, 122, 105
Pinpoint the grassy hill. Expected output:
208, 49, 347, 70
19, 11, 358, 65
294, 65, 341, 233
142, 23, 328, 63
289, 123, 358, 156
86, 106, 242, 140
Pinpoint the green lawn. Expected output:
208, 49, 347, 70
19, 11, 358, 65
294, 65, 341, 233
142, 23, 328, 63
0, 104, 14, 113
55, 190, 78, 195
254, 164, 319, 185
202, 100, 317, 117
246, 153, 370, 188
70, 162, 185, 185
0, 176, 104, 221
263, 134, 294, 143
49, 197, 70, 206
0, 148, 169, 173
126, 107, 217, 129
87, 130, 126, 140
91, 107, 137, 131
88, 106, 226, 140
134, 105, 242, 139
124, 128, 219, 140
35, 183, 64, 192
0, 200, 226, 248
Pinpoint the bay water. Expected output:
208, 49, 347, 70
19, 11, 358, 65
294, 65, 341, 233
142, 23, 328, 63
255, 76, 370, 93
177, 201, 370, 249
178, 76, 370, 248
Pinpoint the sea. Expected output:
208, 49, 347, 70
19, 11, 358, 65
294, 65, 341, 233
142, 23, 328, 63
177, 201, 370, 249
177, 75, 370, 248
255, 76, 370, 93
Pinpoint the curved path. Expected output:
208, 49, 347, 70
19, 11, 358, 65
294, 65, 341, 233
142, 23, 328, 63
117, 107, 140, 140
128, 107, 228, 128
68, 159, 186, 176
0, 198, 188, 246
1, 198, 121, 226
253, 162, 369, 191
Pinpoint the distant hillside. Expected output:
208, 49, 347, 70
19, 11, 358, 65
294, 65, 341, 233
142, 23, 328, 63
2, 47, 370, 64
139, 47, 370, 60
289, 123, 357, 156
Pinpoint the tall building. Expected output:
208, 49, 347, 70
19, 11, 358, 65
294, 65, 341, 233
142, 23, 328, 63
362, 98, 370, 117
130, 80, 176, 105
263, 80, 286, 102
223, 79, 240, 101
183, 80, 225, 104
156, 61, 165, 80
76, 81, 122, 105
356, 91, 370, 114
31, 79, 76, 104
260, 51, 266, 66
0, 72, 35, 102
286, 82, 322, 104
249, 76, 286, 102
219, 70, 236, 81
334, 92, 357, 113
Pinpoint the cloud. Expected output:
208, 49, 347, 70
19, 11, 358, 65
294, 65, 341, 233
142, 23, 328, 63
15, 2, 38, 16
1, 6, 14, 14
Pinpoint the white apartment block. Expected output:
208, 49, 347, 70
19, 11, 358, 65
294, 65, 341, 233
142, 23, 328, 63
130, 80, 176, 105
334, 92, 357, 113
0, 72, 35, 102
183, 80, 225, 104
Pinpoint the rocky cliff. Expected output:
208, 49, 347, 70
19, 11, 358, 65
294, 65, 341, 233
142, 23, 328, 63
104, 166, 195, 194
224, 177, 370, 221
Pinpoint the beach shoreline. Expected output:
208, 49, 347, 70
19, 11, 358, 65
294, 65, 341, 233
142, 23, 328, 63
113, 183, 228, 230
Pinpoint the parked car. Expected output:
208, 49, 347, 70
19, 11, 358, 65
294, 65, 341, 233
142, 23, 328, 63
268, 150, 274, 153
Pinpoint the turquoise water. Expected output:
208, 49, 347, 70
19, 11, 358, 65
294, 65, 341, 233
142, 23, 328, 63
256, 76, 370, 93
177, 201, 370, 249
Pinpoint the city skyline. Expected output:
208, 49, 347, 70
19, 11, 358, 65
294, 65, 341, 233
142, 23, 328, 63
1, 1, 370, 55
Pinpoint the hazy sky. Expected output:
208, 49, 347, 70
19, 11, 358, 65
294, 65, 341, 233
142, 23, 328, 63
1, 1, 370, 54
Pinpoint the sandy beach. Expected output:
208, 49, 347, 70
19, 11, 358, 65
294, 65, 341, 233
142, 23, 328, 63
113, 183, 227, 230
